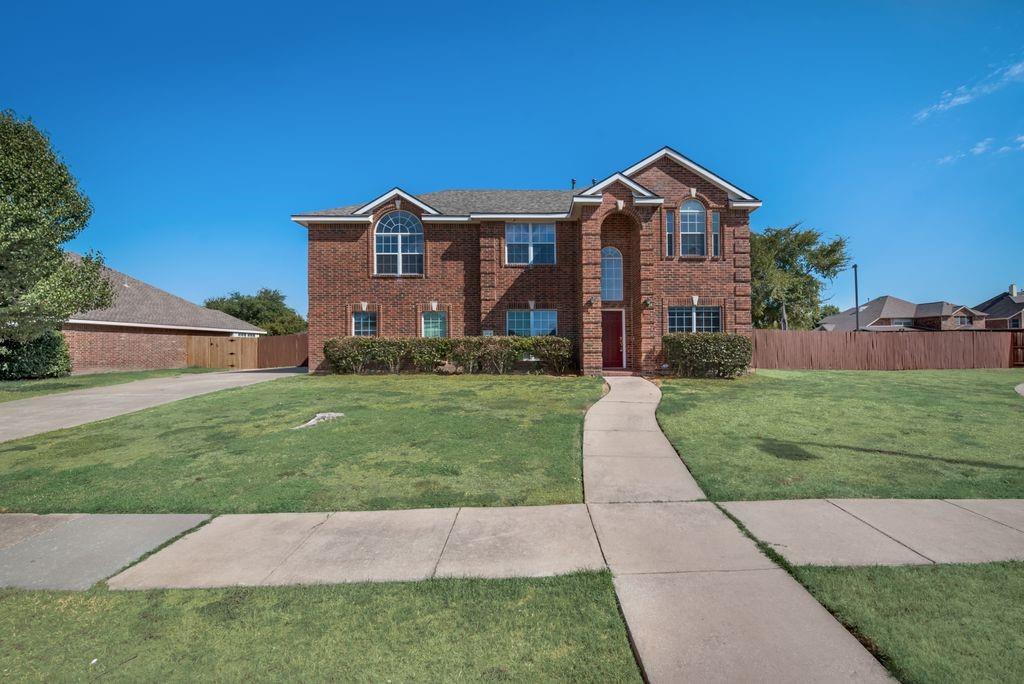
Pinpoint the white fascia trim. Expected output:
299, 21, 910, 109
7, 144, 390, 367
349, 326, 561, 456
291, 215, 371, 227
729, 199, 763, 210
66, 319, 267, 335
354, 188, 440, 216
571, 196, 603, 204
421, 215, 472, 223
623, 147, 758, 201
579, 172, 656, 197
633, 197, 665, 205
471, 213, 567, 220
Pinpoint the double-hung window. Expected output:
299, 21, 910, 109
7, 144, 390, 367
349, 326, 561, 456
353, 311, 378, 336
506, 309, 558, 336
505, 223, 555, 265
1012, 318, 1021, 329
954, 315, 970, 327
665, 209, 676, 257
668, 306, 721, 333
679, 200, 707, 256
375, 211, 424, 275
711, 211, 721, 257
422, 311, 448, 338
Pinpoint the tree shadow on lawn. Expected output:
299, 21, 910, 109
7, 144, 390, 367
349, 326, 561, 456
757, 438, 1024, 472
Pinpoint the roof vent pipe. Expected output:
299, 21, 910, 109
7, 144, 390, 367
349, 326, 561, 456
1011, 284, 1019, 297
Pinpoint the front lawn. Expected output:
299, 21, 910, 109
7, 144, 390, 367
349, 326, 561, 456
0, 367, 219, 403
0, 572, 640, 682
0, 374, 602, 513
796, 562, 1024, 683
658, 369, 1024, 500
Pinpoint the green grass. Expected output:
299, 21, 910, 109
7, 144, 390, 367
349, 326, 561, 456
0, 367, 220, 403
0, 572, 640, 682
0, 374, 603, 513
796, 562, 1024, 683
657, 369, 1024, 500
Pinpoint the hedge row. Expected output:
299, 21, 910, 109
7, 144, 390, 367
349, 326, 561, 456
323, 336, 574, 375
0, 331, 72, 380
662, 332, 752, 378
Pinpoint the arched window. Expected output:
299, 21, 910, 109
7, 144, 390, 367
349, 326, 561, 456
375, 210, 423, 275
679, 200, 706, 256
601, 247, 623, 301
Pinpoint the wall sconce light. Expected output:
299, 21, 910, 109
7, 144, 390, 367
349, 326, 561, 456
430, 300, 438, 311
586, 296, 595, 306
360, 301, 368, 311
643, 298, 653, 309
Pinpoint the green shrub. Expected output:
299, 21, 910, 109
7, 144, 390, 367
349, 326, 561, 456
480, 337, 527, 374
409, 338, 451, 373
323, 337, 373, 374
365, 338, 410, 373
528, 336, 574, 374
662, 332, 752, 378
0, 331, 72, 380
449, 337, 486, 374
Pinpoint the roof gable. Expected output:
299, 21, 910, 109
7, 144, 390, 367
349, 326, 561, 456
622, 146, 760, 204
353, 187, 440, 216
578, 172, 658, 198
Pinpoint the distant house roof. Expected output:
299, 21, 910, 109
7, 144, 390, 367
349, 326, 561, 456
302, 189, 584, 218
974, 290, 1024, 319
817, 295, 986, 331
66, 254, 265, 334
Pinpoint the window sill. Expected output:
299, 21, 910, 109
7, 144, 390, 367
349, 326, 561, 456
372, 273, 425, 279
503, 263, 558, 268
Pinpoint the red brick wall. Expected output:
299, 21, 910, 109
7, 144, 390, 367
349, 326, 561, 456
306, 156, 753, 374
61, 324, 229, 373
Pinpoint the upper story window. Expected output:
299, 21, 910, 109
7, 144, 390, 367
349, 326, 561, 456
679, 200, 707, 256
892, 318, 914, 328
711, 211, 721, 257
665, 209, 676, 257
375, 210, 423, 275
506, 309, 558, 336
954, 315, 971, 327
601, 247, 623, 301
506, 223, 555, 265
668, 306, 721, 333
1012, 317, 1021, 329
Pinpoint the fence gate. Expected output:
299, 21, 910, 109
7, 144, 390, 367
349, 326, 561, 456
1013, 331, 1024, 367
186, 336, 259, 370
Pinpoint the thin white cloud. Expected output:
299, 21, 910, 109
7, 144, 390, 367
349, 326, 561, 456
916, 59, 1024, 121
970, 137, 994, 155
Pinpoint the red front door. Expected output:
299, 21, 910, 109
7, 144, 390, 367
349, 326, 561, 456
602, 310, 624, 368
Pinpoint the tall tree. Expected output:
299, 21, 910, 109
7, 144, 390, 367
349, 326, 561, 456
204, 288, 307, 335
0, 110, 111, 346
751, 224, 849, 329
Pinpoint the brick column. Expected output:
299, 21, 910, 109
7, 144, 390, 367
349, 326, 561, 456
580, 207, 603, 374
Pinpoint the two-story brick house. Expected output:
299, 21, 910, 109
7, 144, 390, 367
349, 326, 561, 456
293, 147, 760, 374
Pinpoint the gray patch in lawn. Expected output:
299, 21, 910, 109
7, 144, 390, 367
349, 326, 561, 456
292, 412, 344, 429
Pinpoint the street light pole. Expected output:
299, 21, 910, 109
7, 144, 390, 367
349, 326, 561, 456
853, 264, 860, 331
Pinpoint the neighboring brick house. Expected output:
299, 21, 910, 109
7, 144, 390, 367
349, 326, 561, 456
975, 284, 1024, 329
63, 255, 264, 372
293, 147, 760, 374
816, 295, 987, 331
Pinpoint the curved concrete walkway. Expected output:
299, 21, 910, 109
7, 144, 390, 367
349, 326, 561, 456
0, 367, 305, 443
584, 377, 889, 683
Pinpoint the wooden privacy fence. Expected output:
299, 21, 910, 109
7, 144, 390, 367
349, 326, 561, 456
752, 330, 1014, 370
186, 332, 308, 370
1013, 331, 1024, 367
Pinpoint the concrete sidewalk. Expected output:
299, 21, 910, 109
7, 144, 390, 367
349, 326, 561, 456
724, 498, 1024, 566
0, 513, 208, 589
584, 377, 889, 683
0, 367, 304, 443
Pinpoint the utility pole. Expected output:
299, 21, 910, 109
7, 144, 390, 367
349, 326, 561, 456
853, 264, 860, 331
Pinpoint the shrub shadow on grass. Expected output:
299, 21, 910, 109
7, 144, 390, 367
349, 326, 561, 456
760, 437, 1024, 473
757, 438, 819, 461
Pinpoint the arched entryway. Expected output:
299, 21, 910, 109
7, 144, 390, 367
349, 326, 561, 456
599, 212, 641, 370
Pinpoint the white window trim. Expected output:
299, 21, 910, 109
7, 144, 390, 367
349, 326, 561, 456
504, 222, 557, 266
374, 211, 424, 276
352, 311, 378, 337
668, 305, 722, 333
505, 309, 558, 336
678, 200, 708, 257
420, 310, 448, 338
601, 246, 624, 301
891, 318, 915, 328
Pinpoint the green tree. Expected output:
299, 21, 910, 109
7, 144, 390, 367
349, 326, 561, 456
751, 224, 849, 329
204, 288, 306, 335
0, 110, 111, 347
815, 304, 841, 328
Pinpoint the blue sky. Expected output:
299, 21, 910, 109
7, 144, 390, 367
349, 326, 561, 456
4, 1, 1022, 316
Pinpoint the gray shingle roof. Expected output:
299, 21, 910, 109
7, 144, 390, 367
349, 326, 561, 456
68, 254, 265, 333
301, 189, 584, 217
817, 295, 985, 331
974, 291, 1024, 319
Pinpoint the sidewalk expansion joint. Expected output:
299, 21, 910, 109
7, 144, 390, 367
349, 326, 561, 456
824, 499, 936, 564
431, 507, 461, 578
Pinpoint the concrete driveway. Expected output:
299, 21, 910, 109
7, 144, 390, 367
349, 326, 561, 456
0, 367, 305, 443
